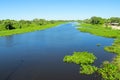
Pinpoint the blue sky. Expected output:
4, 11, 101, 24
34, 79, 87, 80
0, 0, 120, 20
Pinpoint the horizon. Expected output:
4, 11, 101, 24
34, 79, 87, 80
0, 0, 120, 20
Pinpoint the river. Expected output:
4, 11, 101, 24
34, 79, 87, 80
0, 23, 115, 80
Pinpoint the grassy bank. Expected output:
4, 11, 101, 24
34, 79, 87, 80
0, 22, 64, 37
78, 23, 120, 55
77, 23, 120, 80
78, 24, 120, 38
105, 37, 120, 55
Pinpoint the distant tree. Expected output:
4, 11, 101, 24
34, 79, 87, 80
4, 20, 15, 30
33, 18, 47, 25
90, 16, 105, 25
50, 20, 55, 24
109, 17, 120, 23
83, 19, 91, 23
39, 19, 47, 25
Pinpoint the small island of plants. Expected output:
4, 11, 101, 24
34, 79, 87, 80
63, 51, 120, 80
63, 52, 98, 74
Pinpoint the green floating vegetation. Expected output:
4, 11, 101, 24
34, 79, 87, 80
80, 64, 98, 75
63, 52, 97, 75
63, 52, 120, 80
98, 62, 120, 80
112, 56, 120, 71
63, 52, 97, 65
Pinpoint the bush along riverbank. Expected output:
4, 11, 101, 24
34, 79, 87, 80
0, 19, 66, 37
74, 23, 120, 80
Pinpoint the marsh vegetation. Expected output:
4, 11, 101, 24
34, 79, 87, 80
63, 51, 120, 80
63, 52, 97, 74
75, 16, 120, 80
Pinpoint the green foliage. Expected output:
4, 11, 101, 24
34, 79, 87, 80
105, 37, 120, 55
90, 16, 105, 25
73, 18, 120, 79
63, 52, 97, 75
33, 19, 47, 25
109, 17, 120, 23
0, 19, 66, 36
80, 64, 98, 75
63, 51, 120, 80
112, 56, 120, 71
82, 16, 120, 26
63, 52, 97, 65
98, 63, 120, 80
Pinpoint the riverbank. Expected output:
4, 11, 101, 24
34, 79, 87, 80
77, 23, 120, 79
0, 22, 64, 37
78, 23, 120, 55
78, 24, 120, 38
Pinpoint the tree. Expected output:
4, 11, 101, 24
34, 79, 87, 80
90, 16, 105, 25
83, 19, 91, 23
4, 20, 15, 30
109, 17, 120, 23
33, 18, 47, 25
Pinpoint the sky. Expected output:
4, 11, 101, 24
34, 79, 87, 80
0, 0, 120, 20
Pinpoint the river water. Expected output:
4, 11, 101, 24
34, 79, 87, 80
0, 23, 115, 80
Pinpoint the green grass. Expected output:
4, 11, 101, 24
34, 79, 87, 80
78, 23, 120, 55
78, 23, 120, 54
0, 22, 64, 37
78, 24, 120, 38
105, 37, 120, 55
98, 62, 120, 80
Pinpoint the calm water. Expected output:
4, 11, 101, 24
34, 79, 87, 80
0, 23, 115, 80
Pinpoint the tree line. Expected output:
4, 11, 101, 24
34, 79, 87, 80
0, 19, 65, 31
82, 16, 120, 26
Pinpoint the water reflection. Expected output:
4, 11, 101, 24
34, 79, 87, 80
5, 35, 15, 47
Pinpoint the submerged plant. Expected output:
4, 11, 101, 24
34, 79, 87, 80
96, 44, 101, 47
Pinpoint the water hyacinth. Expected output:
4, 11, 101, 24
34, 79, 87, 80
63, 52, 97, 65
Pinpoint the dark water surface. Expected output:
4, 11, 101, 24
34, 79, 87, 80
0, 23, 115, 80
